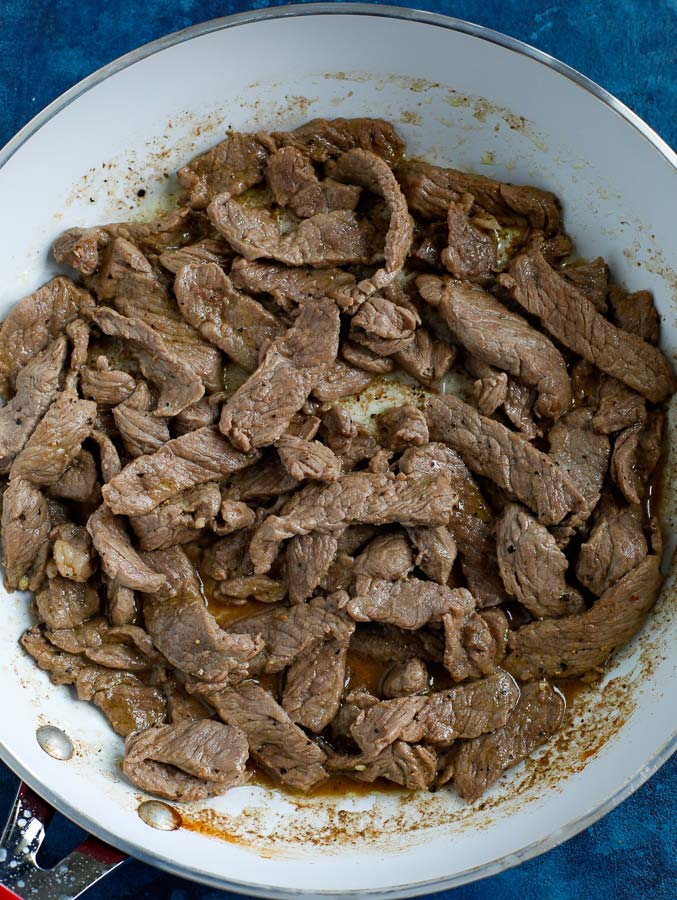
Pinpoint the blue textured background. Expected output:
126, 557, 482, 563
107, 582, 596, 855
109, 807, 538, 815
1, 1, 675, 898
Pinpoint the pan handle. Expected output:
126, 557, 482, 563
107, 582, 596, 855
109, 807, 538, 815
0, 782, 126, 900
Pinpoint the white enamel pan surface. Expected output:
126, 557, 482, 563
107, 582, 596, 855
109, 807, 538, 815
0, 5, 675, 898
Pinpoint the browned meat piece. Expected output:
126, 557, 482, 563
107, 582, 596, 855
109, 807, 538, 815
0, 277, 95, 397
610, 411, 663, 504
53, 227, 104, 276
472, 366, 508, 416
0, 337, 68, 473
230, 257, 355, 316
112, 382, 171, 459
351, 671, 519, 756
287, 532, 339, 605
208, 680, 327, 791
441, 194, 497, 282
87, 505, 166, 592
249, 471, 457, 574
106, 579, 136, 627
164, 680, 212, 723
381, 658, 428, 698
561, 257, 609, 312
1, 478, 50, 591
129, 483, 222, 550
276, 434, 341, 483
86, 307, 204, 417
268, 118, 405, 167
326, 150, 413, 305
104, 207, 212, 256
592, 377, 646, 434
496, 504, 584, 618
576, 499, 648, 596
318, 405, 379, 469
48, 449, 99, 504
84, 234, 151, 301
266, 147, 361, 218
174, 262, 283, 372
377, 405, 429, 452
159, 237, 234, 275
608, 285, 659, 344
90, 430, 122, 484
173, 397, 220, 436
506, 556, 663, 679
220, 298, 339, 452
228, 592, 355, 675
282, 638, 349, 733
426, 395, 584, 526
549, 408, 610, 528
320, 553, 355, 593
10, 393, 96, 486
327, 741, 437, 790
419, 275, 571, 420
353, 532, 415, 581
406, 526, 456, 584
350, 623, 444, 666
341, 341, 396, 375
397, 160, 561, 232
44, 619, 153, 672
142, 546, 262, 685
102, 425, 259, 516
214, 574, 286, 605
348, 574, 474, 629
443, 608, 508, 682
35, 576, 100, 630
63, 318, 90, 394
350, 295, 418, 356
80, 357, 136, 406
331, 687, 379, 741
224, 452, 298, 503
51, 523, 95, 583
312, 359, 374, 401
216, 499, 256, 535
123, 720, 249, 801
392, 327, 456, 389
177, 132, 270, 208
453, 681, 565, 800
499, 250, 676, 402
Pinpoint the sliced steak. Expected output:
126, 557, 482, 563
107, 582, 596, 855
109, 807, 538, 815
102, 425, 259, 516
48, 449, 99, 504
123, 720, 249, 801
610, 411, 663, 505
347, 578, 474, 630
287, 532, 340, 605
177, 132, 270, 208
608, 285, 659, 344
426, 394, 584, 525
499, 250, 676, 402
381, 658, 428, 698
549, 408, 610, 528
230, 257, 355, 316
214, 574, 286, 605
129, 483, 222, 551
319, 405, 380, 468
106, 579, 136, 627
10, 393, 96, 486
327, 741, 437, 790
276, 434, 341, 483
216, 499, 256, 535
224, 452, 299, 503
159, 237, 234, 275
0, 277, 94, 397
1, 477, 50, 591
406, 526, 456, 584
353, 532, 415, 581
576, 499, 648, 596
312, 358, 374, 401
282, 638, 349, 733
87, 505, 166, 592
112, 382, 170, 459
350, 623, 444, 666
219, 298, 339, 452
35, 576, 100, 630
51, 523, 96, 583
443, 607, 508, 682
53, 226, 104, 276
496, 504, 584, 618
505, 556, 663, 679
207, 680, 328, 791
0, 337, 68, 473
561, 257, 609, 312
80, 356, 136, 406
592, 376, 646, 435
453, 681, 565, 800
91, 429, 122, 483
341, 340, 396, 375
173, 397, 220, 436
392, 326, 456, 389
441, 194, 497, 282
266, 146, 361, 218
349, 294, 418, 355
268, 118, 405, 167
249, 471, 457, 574
174, 262, 283, 372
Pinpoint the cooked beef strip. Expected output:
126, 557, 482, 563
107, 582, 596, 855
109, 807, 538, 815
340, 340, 396, 374
48, 449, 99, 504
353, 532, 415, 581
381, 658, 428, 698
349, 294, 418, 356
286, 532, 340, 605
0, 337, 68, 474
312, 359, 375, 402
266, 146, 362, 218
453, 680, 565, 800
607, 284, 659, 344
123, 720, 249, 801
328, 741, 437, 790
398, 443, 507, 608
64, 318, 90, 394
276, 434, 341, 483
112, 382, 170, 459
592, 376, 646, 435
267, 118, 405, 167
426, 395, 584, 526
561, 257, 609, 312
129, 483, 223, 550
548, 408, 610, 528
174, 262, 283, 372
576, 499, 648, 596
208, 680, 328, 791
610, 411, 663, 505
496, 504, 584, 618
318, 405, 380, 467
351, 671, 519, 756
347, 578, 474, 630
350, 623, 445, 666
443, 608, 509, 682
397, 160, 562, 232
282, 637, 349, 733
53, 226, 105, 276
173, 397, 220, 436
90, 430, 122, 484
376, 404, 429, 452
86, 504, 166, 592
102, 425, 259, 517
505, 555, 663, 679
392, 326, 456, 389
142, 546, 262, 685
499, 249, 676, 403
230, 257, 356, 316
1, 477, 50, 591
103, 206, 212, 256
80, 356, 136, 406
249, 471, 457, 574
159, 237, 234, 275
406, 526, 456, 584
86, 307, 204, 417
35, 575, 100, 630
215, 499, 256, 535
419, 275, 571, 420
45, 619, 152, 672
219, 298, 339, 452
214, 574, 286, 605
223, 452, 299, 503
164, 680, 212, 723
105, 577, 136, 626
0, 277, 95, 398
51, 523, 95, 583
9, 392, 96, 487
177, 132, 270, 209
441, 194, 497, 282
473, 366, 508, 416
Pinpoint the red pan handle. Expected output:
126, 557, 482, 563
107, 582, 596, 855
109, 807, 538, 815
0, 782, 126, 899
